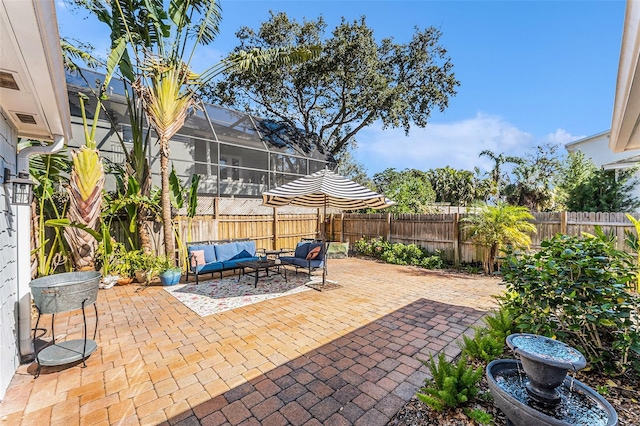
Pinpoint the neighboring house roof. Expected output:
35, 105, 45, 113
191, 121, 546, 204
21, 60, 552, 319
602, 154, 640, 170
610, 0, 640, 153
564, 130, 610, 150
0, 0, 71, 142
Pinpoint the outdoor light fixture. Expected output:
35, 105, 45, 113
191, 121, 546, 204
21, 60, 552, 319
3, 168, 35, 206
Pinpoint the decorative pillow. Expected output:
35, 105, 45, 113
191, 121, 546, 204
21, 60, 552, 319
190, 250, 205, 268
294, 242, 310, 259
306, 246, 321, 260
231, 249, 253, 260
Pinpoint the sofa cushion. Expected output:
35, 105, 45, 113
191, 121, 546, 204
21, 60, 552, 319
236, 240, 257, 256
215, 242, 239, 262
202, 245, 217, 263
294, 242, 310, 259
199, 262, 224, 274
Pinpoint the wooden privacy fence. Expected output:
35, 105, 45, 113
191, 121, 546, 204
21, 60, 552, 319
116, 211, 640, 265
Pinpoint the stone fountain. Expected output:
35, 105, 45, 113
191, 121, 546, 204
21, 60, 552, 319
486, 333, 618, 426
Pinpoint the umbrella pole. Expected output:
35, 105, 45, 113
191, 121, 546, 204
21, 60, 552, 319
322, 195, 327, 286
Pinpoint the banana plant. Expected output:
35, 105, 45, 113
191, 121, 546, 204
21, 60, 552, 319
64, 38, 126, 271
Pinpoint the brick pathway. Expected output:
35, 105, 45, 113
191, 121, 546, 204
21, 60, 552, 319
0, 258, 502, 425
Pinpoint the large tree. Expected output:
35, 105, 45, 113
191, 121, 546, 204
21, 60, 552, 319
207, 12, 460, 157
426, 166, 488, 206
372, 168, 435, 214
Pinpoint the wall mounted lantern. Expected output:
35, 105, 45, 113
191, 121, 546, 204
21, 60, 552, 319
3, 168, 35, 206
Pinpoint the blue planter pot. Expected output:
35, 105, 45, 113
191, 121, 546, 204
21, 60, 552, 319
160, 269, 182, 286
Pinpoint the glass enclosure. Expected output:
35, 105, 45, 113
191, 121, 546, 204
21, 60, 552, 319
65, 70, 335, 198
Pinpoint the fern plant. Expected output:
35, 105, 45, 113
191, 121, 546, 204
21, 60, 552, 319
417, 353, 483, 412
483, 307, 516, 343
460, 327, 504, 362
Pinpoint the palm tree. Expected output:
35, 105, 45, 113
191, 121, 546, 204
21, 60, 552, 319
462, 203, 536, 274
478, 150, 523, 200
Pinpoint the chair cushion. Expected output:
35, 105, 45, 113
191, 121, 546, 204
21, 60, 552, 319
215, 242, 239, 262
306, 246, 321, 260
294, 242, 310, 259
199, 262, 224, 273
190, 250, 205, 268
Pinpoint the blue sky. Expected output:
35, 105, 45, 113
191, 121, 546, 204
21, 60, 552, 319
55, 0, 627, 176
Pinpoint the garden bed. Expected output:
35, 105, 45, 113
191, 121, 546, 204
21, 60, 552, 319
389, 366, 639, 425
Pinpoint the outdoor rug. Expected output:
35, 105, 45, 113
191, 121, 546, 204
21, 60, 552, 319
164, 273, 311, 317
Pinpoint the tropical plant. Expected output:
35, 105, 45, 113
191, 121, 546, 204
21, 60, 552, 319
64, 40, 126, 270
169, 167, 200, 272
208, 12, 460, 158
624, 213, 640, 292
426, 166, 486, 207
500, 234, 640, 374
478, 150, 523, 200
461, 203, 536, 274
417, 353, 483, 412
25, 141, 73, 276
566, 166, 640, 212
74, 0, 319, 265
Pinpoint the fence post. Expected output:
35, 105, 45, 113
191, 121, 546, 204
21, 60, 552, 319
341, 213, 345, 243
213, 197, 220, 240
453, 213, 460, 265
560, 211, 567, 234
273, 207, 279, 250
386, 213, 391, 241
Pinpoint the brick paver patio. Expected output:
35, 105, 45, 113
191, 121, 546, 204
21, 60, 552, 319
0, 258, 502, 425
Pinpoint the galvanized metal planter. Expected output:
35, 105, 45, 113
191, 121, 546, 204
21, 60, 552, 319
29, 271, 100, 377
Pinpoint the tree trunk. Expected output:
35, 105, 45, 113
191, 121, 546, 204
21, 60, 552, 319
160, 137, 175, 266
137, 171, 152, 253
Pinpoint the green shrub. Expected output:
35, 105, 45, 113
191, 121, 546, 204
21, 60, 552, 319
354, 237, 443, 269
460, 327, 505, 363
501, 234, 640, 375
417, 353, 483, 412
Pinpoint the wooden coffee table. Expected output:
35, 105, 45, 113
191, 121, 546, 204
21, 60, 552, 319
237, 259, 287, 288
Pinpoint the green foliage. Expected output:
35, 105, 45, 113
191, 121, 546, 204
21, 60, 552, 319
500, 234, 640, 374
426, 166, 489, 206
354, 237, 443, 269
417, 353, 483, 412
478, 150, 523, 200
464, 408, 493, 425
372, 168, 436, 213
504, 143, 562, 212
461, 203, 536, 274
624, 213, 640, 292
482, 308, 516, 344
564, 164, 640, 212
209, 12, 459, 157
460, 327, 505, 363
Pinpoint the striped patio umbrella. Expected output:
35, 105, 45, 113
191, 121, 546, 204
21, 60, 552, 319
262, 169, 395, 287
262, 169, 395, 210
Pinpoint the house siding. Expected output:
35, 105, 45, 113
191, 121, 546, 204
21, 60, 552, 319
0, 109, 18, 401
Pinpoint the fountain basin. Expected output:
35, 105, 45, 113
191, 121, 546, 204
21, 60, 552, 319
487, 359, 618, 426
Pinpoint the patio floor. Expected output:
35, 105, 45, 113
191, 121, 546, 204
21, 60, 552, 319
0, 258, 502, 425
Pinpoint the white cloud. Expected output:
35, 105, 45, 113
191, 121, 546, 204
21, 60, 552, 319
353, 114, 587, 175
354, 113, 535, 174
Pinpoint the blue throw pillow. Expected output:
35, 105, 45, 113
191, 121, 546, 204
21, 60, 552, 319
231, 249, 253, 260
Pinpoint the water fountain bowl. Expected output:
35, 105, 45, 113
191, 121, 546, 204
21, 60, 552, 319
487, 359, 618, 426
506, 333, 587, 405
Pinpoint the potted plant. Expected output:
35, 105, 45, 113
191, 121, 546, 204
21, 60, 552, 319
157, 256, 182, 286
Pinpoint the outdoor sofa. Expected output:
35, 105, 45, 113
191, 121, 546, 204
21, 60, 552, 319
187, 239, 259, 284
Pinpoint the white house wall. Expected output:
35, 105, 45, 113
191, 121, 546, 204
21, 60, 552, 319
0, 109, 18, 401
